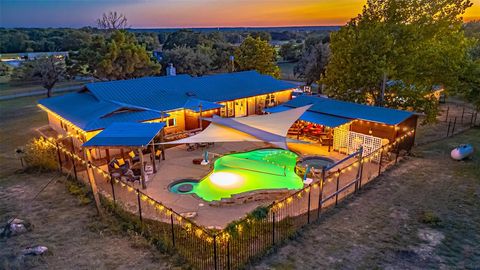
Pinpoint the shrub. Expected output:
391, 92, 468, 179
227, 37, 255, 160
23, 137, 57, 172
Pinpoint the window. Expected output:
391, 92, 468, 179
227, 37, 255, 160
165, 118, 176, 127
265, 94, 276, 108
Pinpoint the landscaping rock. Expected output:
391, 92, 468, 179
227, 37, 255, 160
1, 218, 32, 237
21, 245, 48, 256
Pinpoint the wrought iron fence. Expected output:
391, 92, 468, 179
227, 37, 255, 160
39, 130, 415, 270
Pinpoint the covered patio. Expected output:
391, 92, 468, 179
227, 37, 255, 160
82, 122, 166, 189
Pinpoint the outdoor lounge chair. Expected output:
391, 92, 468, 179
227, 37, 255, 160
128, 150, 140, 164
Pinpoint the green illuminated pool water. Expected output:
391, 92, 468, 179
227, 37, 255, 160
170, 149, 303, 201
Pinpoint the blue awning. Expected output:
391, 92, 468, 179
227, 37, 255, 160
83, 122, 166, 148
265, 106, 351, 128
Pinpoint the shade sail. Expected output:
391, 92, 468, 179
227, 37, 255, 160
161, 105, 311, 149
265, 105, 351, 128
83, 122, 165, 148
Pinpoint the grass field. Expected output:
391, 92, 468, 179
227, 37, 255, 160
0, 79, 85, 97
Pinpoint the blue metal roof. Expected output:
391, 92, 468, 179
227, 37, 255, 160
85, 71, 296, 111
39, 71, 295, 132
38, 92, 167, 131
282, 96, 413, 125
265, 106, 351, 128
83, 122, 166, 147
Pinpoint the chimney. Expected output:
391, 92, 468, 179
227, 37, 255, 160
166, 63, 176, 76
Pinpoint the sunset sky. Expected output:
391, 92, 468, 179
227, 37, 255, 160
0, 0, 479, 28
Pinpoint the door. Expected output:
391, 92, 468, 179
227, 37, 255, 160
234, 98, 247, 117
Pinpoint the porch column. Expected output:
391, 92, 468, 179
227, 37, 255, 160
199, 104, 203, 130
105, 149, 111, 166
160, 129, 166, 160
138, 148, 147, 189
150, 142, 157, 173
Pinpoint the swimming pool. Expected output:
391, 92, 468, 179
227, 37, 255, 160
169, 149, 303, 201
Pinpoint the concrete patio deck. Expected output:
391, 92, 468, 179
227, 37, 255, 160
136, 141, 348, 228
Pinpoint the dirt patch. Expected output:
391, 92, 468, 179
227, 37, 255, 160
253, 128, 480, 269
0, 172, 173, 270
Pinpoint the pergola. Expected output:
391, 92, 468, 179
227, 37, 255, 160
82, 122, 166, 189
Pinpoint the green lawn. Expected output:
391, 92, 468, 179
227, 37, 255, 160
0, 96, 47, 177
0, 79, 85, 97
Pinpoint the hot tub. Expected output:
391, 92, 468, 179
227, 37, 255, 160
299, 156, 335, 171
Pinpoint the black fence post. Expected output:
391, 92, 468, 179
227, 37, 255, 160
335, 169, 340, 206
55, 142, 62, 172
137, 189, 143, 224
378, 149, 383, 176
213, 234, 218, 270
447, 120, 452, 137
307, 185, 311, 224
317, 168, 326, 219
461, 107, 465, 124
445, 106, 449, 122
355, 147, 363, 192
110, 178, 116, 203
170, 213, 175, 248
358, 157, 364, 189
272, 212, 276, 245
70, 137, 78, 181
475, 112, 478, 127
452, 117, 457, 135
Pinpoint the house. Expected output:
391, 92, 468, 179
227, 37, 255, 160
38, 71, 296, 155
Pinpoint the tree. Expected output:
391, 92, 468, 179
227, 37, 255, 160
13, 56, 66, 98
0, 62, 12, 77
294, 42, 330, 86
74, 31, 161, 80
279, 42, 303, 62
162, 29, 207, 50
97, 11, 129, 30
162, 45, 213, 76
322, 0, 473, 121
234, 36, 280, 78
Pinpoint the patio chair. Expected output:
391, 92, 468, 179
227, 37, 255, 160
186, 143, 198, 152
155, 149, 162, 160
128, 150, 140, 164
122, 169, 140, 183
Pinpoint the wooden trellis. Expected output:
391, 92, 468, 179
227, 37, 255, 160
333, 127, 382, 162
